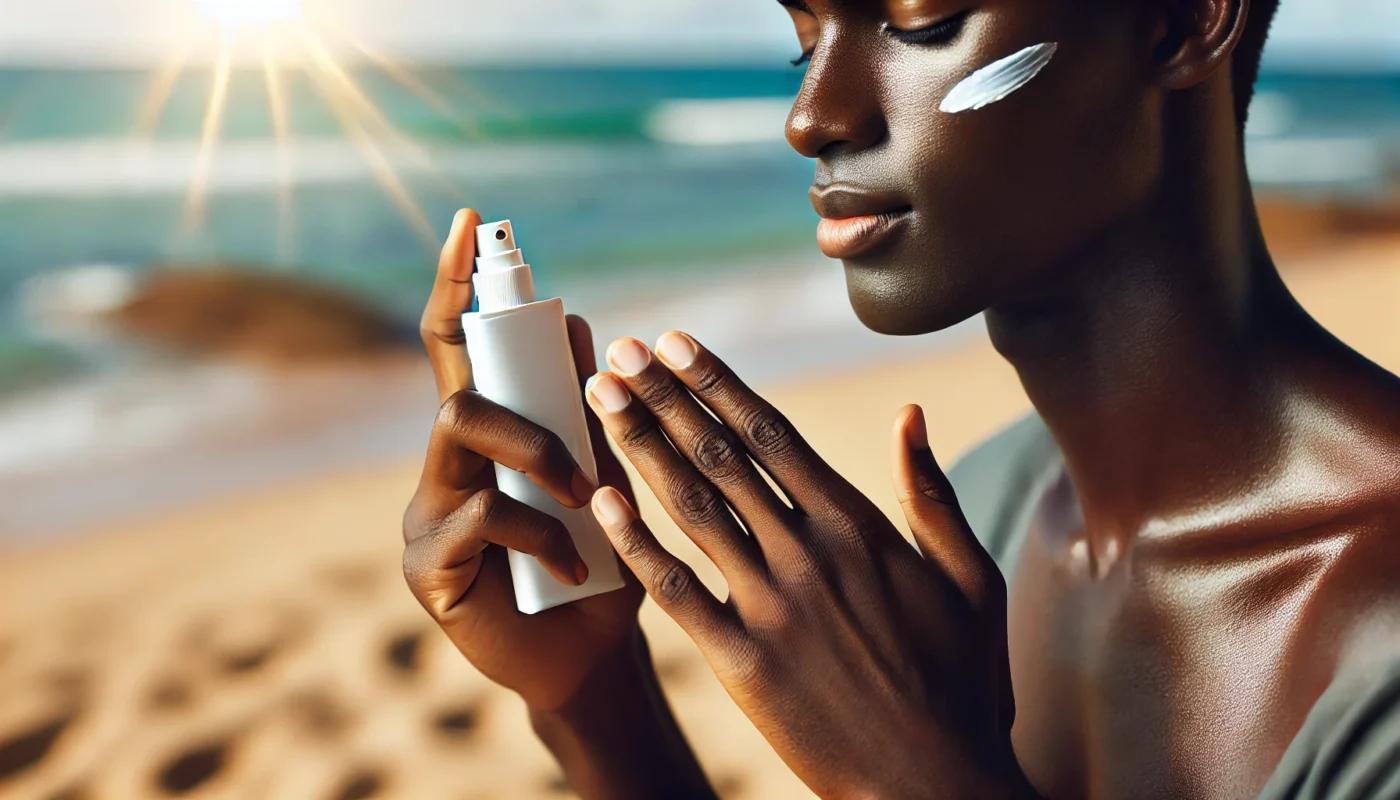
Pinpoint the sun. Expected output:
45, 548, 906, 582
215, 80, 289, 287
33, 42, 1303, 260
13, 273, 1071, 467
153, 0, 455, 255
194, 0, 304, 31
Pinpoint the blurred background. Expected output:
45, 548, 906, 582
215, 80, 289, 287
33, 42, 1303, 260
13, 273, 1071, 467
0, 1, 1397, 798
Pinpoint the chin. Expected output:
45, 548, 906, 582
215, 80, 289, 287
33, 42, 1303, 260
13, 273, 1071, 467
843, 262, 983, 337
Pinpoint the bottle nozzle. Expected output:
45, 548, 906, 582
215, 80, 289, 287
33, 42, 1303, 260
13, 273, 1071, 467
476, 220, 526, 274
473, 219, 536, 312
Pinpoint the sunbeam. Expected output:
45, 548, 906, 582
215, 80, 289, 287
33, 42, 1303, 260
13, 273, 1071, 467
297, 30, 436, 173
166, 0, 466, 256
302, 53, 440, 250
135, 44, 192, 137
342, 34, 485, 139
182, 32, 234, 236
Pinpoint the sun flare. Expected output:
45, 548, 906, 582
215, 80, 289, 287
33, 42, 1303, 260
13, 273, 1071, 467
151, 0, 461, 254
195, 0, 304, 31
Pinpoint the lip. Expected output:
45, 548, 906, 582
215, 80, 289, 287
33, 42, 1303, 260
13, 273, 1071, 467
809, 184, 912, 259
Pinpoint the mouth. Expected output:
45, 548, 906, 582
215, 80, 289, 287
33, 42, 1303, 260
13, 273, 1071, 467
809, 185, 912, 260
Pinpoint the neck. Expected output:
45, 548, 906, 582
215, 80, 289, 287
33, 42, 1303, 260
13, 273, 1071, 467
984, 99, 1320, 546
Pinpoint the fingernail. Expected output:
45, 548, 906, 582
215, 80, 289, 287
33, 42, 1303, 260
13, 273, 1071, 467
656, 332, 697, 370
593, 488, 635, 527
571, 468, 596, 506
607, 339, 651, 377
587, 373, 632, 413
574, 561, 591, 586
906, 406, 930, 450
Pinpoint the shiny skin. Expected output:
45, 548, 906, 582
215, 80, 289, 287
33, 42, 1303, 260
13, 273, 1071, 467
786, 0, 1400, 797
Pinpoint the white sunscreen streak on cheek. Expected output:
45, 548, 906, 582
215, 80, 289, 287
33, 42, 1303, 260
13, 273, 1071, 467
939, 42, 1058, 114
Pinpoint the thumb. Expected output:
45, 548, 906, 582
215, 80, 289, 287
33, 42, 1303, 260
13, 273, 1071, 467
892, 404, 994, 608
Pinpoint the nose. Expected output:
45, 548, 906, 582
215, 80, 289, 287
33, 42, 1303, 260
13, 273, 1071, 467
785, 45, 888, 159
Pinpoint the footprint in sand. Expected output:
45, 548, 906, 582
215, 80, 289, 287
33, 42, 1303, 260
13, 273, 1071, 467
383, 629, 427, 679
155, 738, 230, 796
0, 709, 79, 783
332, 768, 386, 800
431, 703, 481, 742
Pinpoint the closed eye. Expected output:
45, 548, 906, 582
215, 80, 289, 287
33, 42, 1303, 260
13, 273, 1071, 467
778, 0, 818, 68
886, 9, 970, 47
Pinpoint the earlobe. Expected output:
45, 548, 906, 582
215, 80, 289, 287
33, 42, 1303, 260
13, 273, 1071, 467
1152, 0, 1250, 92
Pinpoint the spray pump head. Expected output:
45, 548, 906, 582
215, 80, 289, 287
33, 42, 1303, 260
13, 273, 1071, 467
473, 220, 536, 312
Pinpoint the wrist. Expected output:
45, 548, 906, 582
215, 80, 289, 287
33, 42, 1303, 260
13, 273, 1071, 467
840, 718, 1040, 800
528, 624, 650, 728
527, 627, 717, 800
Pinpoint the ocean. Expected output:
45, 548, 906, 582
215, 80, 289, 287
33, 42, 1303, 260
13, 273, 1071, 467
1, 64, 1399, 392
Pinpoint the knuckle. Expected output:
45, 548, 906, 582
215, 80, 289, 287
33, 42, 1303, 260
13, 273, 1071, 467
651, 561, 696, 607
435, 390, 479, 433
782, 545, 830, 589
689, 364, 730, 399
401, 544, 434, 596
721, 638, 775, 693
518, 427, 564, 474
825, 511, 875, 549
632, 374, 685, 414
741, 587, 798, 634
616, 415, 662, 451
463, 488, 500, 528
691, 426, 748, 482
738, 407, 798, 463
671, 478, 728, 528
610, 519, 650, 560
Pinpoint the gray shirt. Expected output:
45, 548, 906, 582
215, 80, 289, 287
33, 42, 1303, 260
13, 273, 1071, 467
946, 413, 1400, 800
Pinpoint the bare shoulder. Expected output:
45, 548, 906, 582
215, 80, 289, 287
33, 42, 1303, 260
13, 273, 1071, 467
1311, 391, 1400, 666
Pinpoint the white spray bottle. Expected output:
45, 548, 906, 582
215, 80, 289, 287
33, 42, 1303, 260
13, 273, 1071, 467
461, 220, 627, 615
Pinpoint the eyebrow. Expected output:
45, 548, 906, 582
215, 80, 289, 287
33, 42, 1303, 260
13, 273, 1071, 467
777, 0, 814, 13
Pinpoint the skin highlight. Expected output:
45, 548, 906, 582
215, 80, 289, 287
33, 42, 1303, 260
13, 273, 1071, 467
403, 1, 1400, 797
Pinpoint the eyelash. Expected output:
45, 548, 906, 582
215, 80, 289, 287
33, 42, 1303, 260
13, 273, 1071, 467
790, 10, 969, 67
886, 10, 970, 46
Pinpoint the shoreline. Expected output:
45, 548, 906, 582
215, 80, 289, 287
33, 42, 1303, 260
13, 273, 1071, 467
0, 252, 984, 545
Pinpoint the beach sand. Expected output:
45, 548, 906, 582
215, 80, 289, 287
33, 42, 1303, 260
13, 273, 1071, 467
2, 234, 1398, 799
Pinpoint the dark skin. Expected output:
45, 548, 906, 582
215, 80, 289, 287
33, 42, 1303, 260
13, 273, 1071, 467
404, 0, 1400, 797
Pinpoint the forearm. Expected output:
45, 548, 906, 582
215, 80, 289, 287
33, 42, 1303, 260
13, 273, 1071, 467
529, 628, 717, 800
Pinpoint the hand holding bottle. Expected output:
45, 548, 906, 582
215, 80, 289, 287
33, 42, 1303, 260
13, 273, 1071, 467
402, 210, 716, 799
403, 209, 643, 711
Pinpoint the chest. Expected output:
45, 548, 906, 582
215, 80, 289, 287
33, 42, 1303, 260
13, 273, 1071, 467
1003, 509, 1348, 799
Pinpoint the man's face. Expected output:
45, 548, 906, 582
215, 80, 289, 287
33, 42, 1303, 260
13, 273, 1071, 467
783, 0, 1165, 334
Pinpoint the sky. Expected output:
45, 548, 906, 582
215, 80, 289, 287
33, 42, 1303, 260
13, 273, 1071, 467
0, 0, 1398, 66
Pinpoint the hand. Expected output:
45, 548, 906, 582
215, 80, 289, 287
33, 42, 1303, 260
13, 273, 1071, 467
402, 209, 644, 712
583, 333, 1035, 800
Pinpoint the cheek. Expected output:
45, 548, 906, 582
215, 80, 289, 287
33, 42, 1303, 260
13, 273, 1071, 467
891, 35, 1160, 289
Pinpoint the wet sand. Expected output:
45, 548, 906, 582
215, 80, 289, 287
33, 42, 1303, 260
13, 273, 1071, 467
1, 235, 1397, 799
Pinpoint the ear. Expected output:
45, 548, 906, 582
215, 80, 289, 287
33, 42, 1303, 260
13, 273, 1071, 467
1150, 0, 1250, 91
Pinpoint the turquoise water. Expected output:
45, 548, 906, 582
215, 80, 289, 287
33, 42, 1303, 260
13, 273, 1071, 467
1, 65, 1398, 391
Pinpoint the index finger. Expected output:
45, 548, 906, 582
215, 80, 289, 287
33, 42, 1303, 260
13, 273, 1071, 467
421, 208, 481, 402
653, 331, 855, 513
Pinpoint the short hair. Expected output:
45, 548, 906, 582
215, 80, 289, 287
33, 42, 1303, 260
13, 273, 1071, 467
1233, 0, 1282, 126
